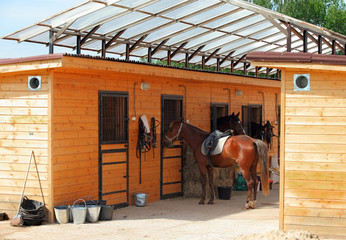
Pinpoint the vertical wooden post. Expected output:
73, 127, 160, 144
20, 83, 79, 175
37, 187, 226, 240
101, 40, 106, 58
303, 30, 308, 53
126, 43, 130, 60
318, 35, 322, 54
202, 56, 205, 69
276, 69, 280, 79
49, 29, 54, 54
332, 40, 336, 55
148, 47, 152, 63
243, 63, 247, 75
231, 60, 234, 73
266, 68, 269, 78
216, 58, 220, 72
167, 50, 171, 65
255, 67, 259, 77
287, 23, 291, 52
185, 53, 189, 68
76, 35, 81, 54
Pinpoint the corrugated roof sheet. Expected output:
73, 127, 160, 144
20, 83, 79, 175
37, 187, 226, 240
1, 0, 346, 73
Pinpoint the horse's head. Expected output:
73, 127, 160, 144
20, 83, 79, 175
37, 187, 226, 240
163, 120, 183, 148
229, 112, 246, 135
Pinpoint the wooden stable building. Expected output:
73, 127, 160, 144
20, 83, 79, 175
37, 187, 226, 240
248, 52, 346, 239
0, 54, 280, 220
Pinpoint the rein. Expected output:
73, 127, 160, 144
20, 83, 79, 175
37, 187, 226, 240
165, 122, 183, 145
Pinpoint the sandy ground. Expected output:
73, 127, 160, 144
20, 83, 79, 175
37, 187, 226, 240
0, 184, 319, 240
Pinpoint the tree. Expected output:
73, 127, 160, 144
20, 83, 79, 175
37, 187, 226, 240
246, 0, 346, 35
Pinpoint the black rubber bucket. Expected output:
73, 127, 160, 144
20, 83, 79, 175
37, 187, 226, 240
217, 186, 232, 200
99, 205, 114, 220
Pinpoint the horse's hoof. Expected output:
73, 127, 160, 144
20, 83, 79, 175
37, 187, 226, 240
243, 202, 251, 210
199, 201, 205, 205
250, 200, 257, 209
207, 201, 214, 205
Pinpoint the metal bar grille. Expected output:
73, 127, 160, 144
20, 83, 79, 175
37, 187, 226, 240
100, 94, 127, 144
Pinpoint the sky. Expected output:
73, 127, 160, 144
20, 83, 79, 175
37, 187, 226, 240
0, 0, 86, 58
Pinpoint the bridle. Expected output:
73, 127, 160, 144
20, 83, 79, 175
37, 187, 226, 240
165, 122, 183, 145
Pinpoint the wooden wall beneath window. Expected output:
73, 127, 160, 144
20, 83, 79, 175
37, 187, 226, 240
280, 69, 346, 239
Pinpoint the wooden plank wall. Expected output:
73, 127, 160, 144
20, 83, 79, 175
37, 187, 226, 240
282, 69, 346, 239
52, 62, 280, 209
0, 72, 50, 218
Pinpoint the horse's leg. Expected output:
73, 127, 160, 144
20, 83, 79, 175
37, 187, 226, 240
250, 164, 258, 208
207, 166, 214, 204
196, 159, 208, 205
242, 170, 255, 209
199, 172, 207, 204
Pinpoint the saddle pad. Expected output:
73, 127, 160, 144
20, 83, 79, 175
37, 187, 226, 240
201, 136, 230, 156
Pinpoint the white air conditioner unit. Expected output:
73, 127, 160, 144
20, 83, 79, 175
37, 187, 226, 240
28, 76, 41, 91
294, 74, 310, 91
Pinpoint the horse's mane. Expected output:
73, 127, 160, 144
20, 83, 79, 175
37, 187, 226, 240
183, 122, 209, 135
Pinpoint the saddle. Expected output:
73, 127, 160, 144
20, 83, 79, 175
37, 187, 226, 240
201, 130, 232, 157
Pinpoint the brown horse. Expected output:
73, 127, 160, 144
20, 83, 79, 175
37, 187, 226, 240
163, 120, 269, 209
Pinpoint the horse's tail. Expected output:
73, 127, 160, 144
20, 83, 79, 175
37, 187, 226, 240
254, 140, 269, 196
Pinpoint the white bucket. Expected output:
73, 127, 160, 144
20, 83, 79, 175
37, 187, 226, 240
86, 205, 101, 223
71, 199, 87, 224
54, 205, 70, 224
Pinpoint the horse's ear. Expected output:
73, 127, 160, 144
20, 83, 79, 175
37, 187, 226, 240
231, 112, 234, 116
236, 112, 240, 117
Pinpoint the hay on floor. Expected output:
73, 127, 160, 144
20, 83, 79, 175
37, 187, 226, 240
183, 146, 236, 199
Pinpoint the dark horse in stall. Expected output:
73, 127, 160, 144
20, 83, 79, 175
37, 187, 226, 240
216, 112, 246, 135
163, 117, 269, 209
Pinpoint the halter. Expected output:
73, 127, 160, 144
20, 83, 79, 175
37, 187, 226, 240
165, 122, 183, 145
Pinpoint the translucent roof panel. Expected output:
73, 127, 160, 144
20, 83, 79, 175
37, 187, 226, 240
185, 31, 227, 48
145, 22, 191, 43
141, 0, 191, 15
2, 0, 344, 69
70, 6, 127, 30
163, 0, 220, 19
178, 5, 233, 25
41, 2, 104, 28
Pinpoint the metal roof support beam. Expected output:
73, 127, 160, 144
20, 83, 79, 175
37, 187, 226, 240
80, 25, 101, 46
151, 39, 169, 56
205, 48, 220, 64
170, 42, 188, 59
234, 54, 246, 67
335, 42, 345, 54
129, 35, 148, 53
188, 45, 205, 61
105, 30, 126, 49
220, 51, 235, 66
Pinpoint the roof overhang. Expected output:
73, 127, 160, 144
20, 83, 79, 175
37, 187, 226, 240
247, 51, 346, 72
